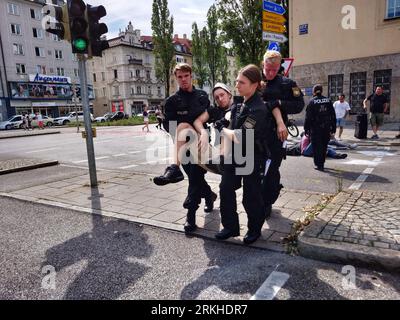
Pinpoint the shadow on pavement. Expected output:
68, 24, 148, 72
42, 187, 153, 300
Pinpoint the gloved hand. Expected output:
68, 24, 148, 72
214, 118, 230, 131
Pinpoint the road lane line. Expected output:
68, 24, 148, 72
128, 151, 141, 154
139, 157, 172, 165
251, 271, 290, 300
25, 147, 60, 154
72, 156, 110, 164
113, 154, 127, 157
119, 164, 139, 169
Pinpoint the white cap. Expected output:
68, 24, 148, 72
213, 83, 232, 95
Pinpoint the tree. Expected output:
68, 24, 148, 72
191, 23, 208, 89
151, 0, 175, 97
217, 0, 265, 67
205, 4, 222, 89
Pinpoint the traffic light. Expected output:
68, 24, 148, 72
68, 0, 89, 54
87, 4, 109, 57
42, 3, 70, 41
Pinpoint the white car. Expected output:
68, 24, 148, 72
54, 112, 94, 125
95, 112, 113, 123
0, 115, 23, 130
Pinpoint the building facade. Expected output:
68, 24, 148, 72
88, 22, 165, 117
0, 0, 92, 121
289, 0, 400, 121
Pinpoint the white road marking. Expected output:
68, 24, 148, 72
113, 154, 127, 157
72, 156, 110, 164
95, 156, 110, 161
251, 271, 290, 300
363, 168, 375, 175
128, 151, 141, 154
25, 147, 59, 154
139, 157, 172, 165
119, 164, 139, 169
94, 139, 113, 144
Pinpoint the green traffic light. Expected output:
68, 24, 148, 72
73, 38, 87, 51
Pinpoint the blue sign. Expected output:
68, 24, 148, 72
263, 1, 286, 15
268, 42, 280, 52
299, 24, 309, 35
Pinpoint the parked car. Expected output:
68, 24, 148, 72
31, 115, 54, 128
54, 112, 94, 125
95, 112, 113, 123
0, 115, 23, 130
95, 111, 128, 122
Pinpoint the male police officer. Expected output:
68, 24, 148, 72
304, 85, 336, 171
155, 63, 216, 233
261, 50, 305, 218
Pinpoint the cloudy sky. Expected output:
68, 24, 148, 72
88, 0, 216, 39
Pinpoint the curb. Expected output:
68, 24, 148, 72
0, 131, 61, 140
298, 235, 400, 272
0, 160, 59, 175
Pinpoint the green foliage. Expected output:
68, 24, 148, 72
67, 116, 158, 127
191, 23, 209, 89
151, 0, 175, 97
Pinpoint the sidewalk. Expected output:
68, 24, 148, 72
0, 129, 61, 139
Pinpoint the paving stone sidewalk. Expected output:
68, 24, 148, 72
299, 190, 400, 271
0, 130, 60, 139
1, 170, 325, 253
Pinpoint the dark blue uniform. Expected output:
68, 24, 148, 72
261, 75, 305, 207
304, 94, 336, 169
219, 93, 271, 237
164, 87, 214, 217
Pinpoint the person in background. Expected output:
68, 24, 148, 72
142, 105, 150, 133
363, 86, 389, 140
333, 94, 351, 140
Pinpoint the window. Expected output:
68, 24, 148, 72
13, 43, 24, 55
146, 70, 151, 80
137, 86, 142, 94
74, 69, 79, 77
93, 73, 97, 82
35, 47, 45, 57
145, 54, 150, 64
102, 87, 106, 97
328, 74, 344, 101
30, 8, 41, 20
114, 69, 118, 79
16, 63, 26, 74
386, 0, 400, 18
55, 50, 63, 59
56, 67, 65, 76
37, 65, 46, 74
373, 69, 392, 113
11, 24, 22, 35
113, 86, 119, 96
101, 72, 105, 81
157, 87, 162, 96
131, 87, 134, 95
33, 28, 43, 39
136, 69, 140, 77
53, 34, 61, 42
147, 86, 152, 95
8, 3, 19, 15
349, 72, 367, 114
130, 70, 134, 78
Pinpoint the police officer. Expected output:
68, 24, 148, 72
215, 65, 284, 245
155, 63, 216, 233
304, 85, 337, 171
261, 50, 305, 218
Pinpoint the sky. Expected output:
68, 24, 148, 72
88, 0, 216, 40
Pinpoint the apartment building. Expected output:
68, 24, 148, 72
0, 0, 92, 121
289, 0, 400, 121
88, 22, 165, 117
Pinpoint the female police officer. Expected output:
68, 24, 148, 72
215, 65, 286, 245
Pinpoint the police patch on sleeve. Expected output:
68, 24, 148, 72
243, 117, 256, 129
292, 87, 302, 97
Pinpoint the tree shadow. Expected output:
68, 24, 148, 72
42, 187, 153, 300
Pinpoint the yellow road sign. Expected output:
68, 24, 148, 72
262, 22, 286, 33
263, 11, 287, 23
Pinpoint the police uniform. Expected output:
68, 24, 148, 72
164, 86, 214, 221
219, 93, 270, 241
304, 94, 336, 170
261, 74, 305, 209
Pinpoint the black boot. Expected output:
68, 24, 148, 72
265, 204, 272, 220
204, 191, 217, 213
153, 164, 184, 186
184, 210, 197, 234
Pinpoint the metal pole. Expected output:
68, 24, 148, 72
78, 56, 97, 187
72, 82, 79, 133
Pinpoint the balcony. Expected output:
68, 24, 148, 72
128, 58, 143, 65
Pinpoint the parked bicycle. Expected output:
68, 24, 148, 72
286, 118, 299, 138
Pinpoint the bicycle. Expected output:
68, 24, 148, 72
286, 118, 299, 138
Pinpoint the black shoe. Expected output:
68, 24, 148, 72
314, 166, 324, 172
184, 210, 197, 234
265, 204, 272, 220
184, 221, 198, 234
153, 165, 184, 186
215, 228, 240, 240
204, 192, 217, 213
243, 232, 261, 245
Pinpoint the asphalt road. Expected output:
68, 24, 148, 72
1, 125, 399, 194
1, 196, 399, 300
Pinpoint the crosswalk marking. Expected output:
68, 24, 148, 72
251, 271, 290, 300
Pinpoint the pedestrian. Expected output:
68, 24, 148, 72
363, 86, 389, 139
142, 105, 150, 133
23, 113, 28, 131
153, 63, 216, 234
304, 85, 337, 171
261, 50, 305, 219
36, 112, 44, 130
333, 94, 351, 140
215, 64, 285, 245
27, 113, 33, 130
155, 107, 164, 130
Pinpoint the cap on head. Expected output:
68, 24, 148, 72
313, 84, 323, 95
213, 82, 232, 96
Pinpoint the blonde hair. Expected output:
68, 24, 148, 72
263, 50, 282, 65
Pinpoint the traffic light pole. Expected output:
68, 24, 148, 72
78, 55, 97, 187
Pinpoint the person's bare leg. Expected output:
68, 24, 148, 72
339, 127, 343, 139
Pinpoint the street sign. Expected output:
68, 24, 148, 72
263, 22, 286, 33
263, 31, 288, 43
263, 0, 286, 15
268, 42, 280, 51
282, 58, 294, 77
263, 11, 287, 23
